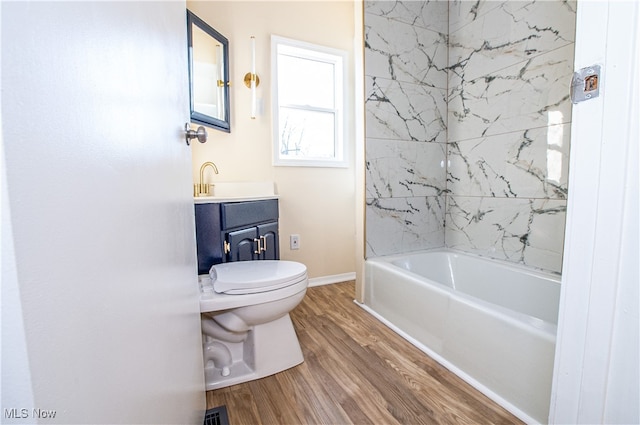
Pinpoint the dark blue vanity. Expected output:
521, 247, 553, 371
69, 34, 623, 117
195, 199, 280, 274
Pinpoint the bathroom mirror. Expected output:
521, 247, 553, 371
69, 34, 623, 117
187, 10, 230, 132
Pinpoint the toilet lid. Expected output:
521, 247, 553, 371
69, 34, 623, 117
211, 260, 307, 295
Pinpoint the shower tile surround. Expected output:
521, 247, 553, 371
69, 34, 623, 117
365, 0, 576, 273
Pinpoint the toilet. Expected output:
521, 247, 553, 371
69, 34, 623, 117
199, 260, 308, 390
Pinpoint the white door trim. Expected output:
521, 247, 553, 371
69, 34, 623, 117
550, 1, 639, 423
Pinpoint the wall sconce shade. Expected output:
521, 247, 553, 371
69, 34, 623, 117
243, 36, 260, 119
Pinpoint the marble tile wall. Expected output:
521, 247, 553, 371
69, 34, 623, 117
365, 1, 576, 273
365, 0, 449, 257
446, 0, 576, 273
365, 0, 576, 272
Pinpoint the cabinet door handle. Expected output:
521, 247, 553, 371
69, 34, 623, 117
260, 236, 267, 252
253, 238, 261, 254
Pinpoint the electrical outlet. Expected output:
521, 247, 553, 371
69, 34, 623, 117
290, 234, 300, 250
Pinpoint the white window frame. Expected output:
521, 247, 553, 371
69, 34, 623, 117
271, 35, 348, 168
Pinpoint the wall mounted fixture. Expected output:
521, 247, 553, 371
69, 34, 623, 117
187, 10, 230, 132
243, 36, 260, 119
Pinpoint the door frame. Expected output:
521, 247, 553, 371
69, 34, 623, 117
550, 0, 639, 422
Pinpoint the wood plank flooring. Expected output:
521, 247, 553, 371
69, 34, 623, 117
206, 281, 523, 424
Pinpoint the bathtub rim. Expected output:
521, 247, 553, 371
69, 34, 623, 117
365, 248, 560, 334
367, 247, 561, 280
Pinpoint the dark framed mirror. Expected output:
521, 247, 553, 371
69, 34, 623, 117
187, 10, 230, 133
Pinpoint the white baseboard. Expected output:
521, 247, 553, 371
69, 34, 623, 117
308, 272, 356, 287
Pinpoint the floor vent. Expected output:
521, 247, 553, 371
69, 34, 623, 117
203, 405, 230, 425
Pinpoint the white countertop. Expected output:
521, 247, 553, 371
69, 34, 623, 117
193, 181, 278, 203
194, 194, 279, 204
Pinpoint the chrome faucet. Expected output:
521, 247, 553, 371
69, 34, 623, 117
195, 161, 219, 196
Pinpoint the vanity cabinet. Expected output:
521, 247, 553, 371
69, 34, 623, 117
226, 222, 279, 262
195, 199, 279, 274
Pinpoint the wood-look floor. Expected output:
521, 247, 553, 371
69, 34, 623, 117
206, 281, 523, 425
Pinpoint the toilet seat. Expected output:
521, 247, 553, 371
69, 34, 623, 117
211, 260, 307, 295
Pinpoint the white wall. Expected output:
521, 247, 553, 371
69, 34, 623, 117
187, 1, 357, 281
550, 0, 639, 423
1, 2, 205, 423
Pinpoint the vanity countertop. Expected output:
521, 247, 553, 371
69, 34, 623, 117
193, 181, 278, 203
194, 195, 279, 204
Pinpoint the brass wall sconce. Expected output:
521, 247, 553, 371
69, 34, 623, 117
243, 36, 260, 119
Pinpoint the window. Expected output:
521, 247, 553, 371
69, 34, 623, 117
272, 36, 347, 167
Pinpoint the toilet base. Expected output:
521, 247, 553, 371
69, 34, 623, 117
203, 313, 304, 390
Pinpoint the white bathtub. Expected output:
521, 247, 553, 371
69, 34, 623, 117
362, 250, 560, 424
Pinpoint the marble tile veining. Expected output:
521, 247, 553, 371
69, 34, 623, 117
449, 0, 577, 81
448, 0, 503, 35
447, 123, 570, 199
365, 12, 448, 88
365, 0, 449, 34
448, 44, 574, 142
367, 138, 447, 199
365, 0, 576, 274
446, 196, 566, 273
366, 76, 447, 143
366, 196, 446, 257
